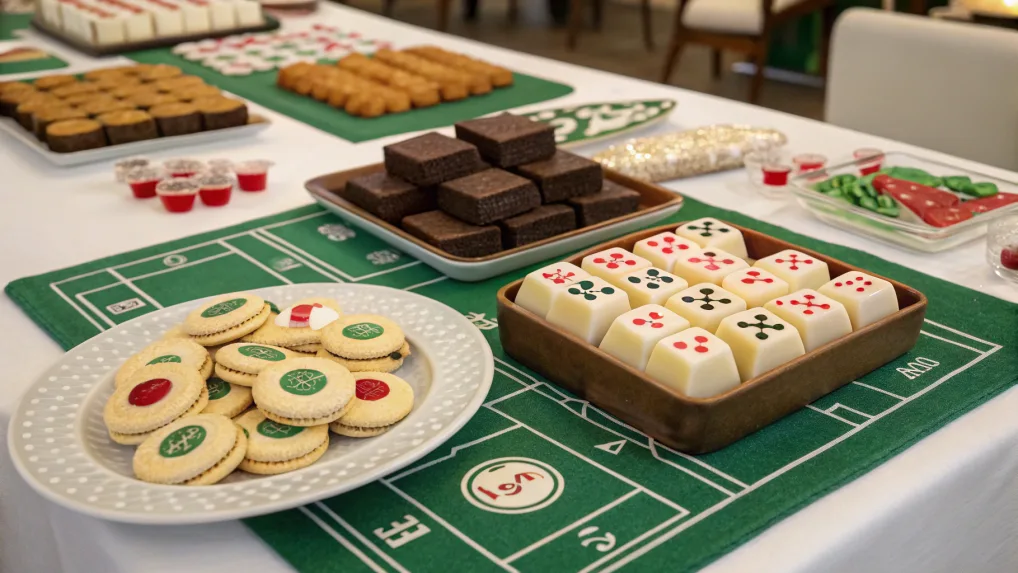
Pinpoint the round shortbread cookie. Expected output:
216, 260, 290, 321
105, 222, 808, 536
252, 358, 355, 427
104, 364, 209, 445
329, 373, 414, 438
234, 409, 329, 475
201, 377, 253, 418
133, 414, 247, 485
184, 293, 271, 345
321, 314, 404, 360
317, 341, 410, 373
289, 343, 323, 354
114, 339, 210, 388
216, 342, 295, 374
242, 297, 341, 349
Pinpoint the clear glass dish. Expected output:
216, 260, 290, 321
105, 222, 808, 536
788, 151, 1018, 253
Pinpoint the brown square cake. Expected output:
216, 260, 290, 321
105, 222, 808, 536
516, 150, 603, 202
402, 210, 502, 258
499, 204, 577, 249
384, 132, 482, 186
438, 168, 542, 225
343, 171, 436, 224
454, 113, 555, 167
568, 180, 641, 227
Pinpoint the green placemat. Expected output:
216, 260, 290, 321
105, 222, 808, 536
0, 50, 67, 75
0, 13, 32, 41
7, 199, 1016, 572
125, 48, 573, 143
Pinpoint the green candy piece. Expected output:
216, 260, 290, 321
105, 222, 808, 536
813, 181, 834, 193
942, 175, 972, 192
824, 188, 847, 201
877, 194, 896, 209
829, 174, 858, 189
858, 196, 879, 211
961, 181, 999, 198
858, 182, 878, 198
876, 206, 900, 217
885, 166, 940, 187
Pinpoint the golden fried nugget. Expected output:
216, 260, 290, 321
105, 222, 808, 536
345, 93, 386, 118
373, 49, 491, 98
338, 54, 440, 108
405, 46, 514, 87
277, 62, 315, 90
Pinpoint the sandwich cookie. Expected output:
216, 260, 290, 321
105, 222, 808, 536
114, 338, 211, 388
201, 376, 253, 418
252, 357, 355, 426
133, 413, 247, 485
317, 341, 411, 373
242, 297, 341, 355
104, 363, 209, 445
330, 373, 414, 438
214, 342, 295, 387
234, 409, 329, 475
183, 292, 271, 346
322, 314, 405, 360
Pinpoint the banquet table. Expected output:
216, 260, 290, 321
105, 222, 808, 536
2, 5, 1017, 573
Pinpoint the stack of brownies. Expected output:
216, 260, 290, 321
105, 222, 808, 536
342, 113, 640, 258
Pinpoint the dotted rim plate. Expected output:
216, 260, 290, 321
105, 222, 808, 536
8, 284, 493, 524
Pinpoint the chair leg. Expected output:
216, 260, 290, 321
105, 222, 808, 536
438, 0, 452, 30
507, 0, 518, 23
640, 0, 654, 51
711, 48, 722, 79
748, 39, 770, 104
592, 0, 603, 31
382, 0, 394, 16
818, 4, 836, 78
567, 0, 584, 49
660, 4, 687, 84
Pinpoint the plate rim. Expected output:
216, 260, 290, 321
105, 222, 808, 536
8, 283, 494, 524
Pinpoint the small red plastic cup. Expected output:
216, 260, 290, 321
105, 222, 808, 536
115, 157, 150, 183
234, 160, 274, 192
792, 153, 827, 173
197, 174, 234, 207
854, 148, 884, 176
206, 158, 233, 175
125, 167, 162, 199
163, 158, 206, 179
762, 164, 792, 186
156, 179, 199, 213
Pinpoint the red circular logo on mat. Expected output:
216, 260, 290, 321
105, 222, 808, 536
355, 379, 390, 401
128, 378, 172, 406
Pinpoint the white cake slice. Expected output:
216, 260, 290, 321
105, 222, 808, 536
40, 0, 64, 27
208, 0, 237, 29
142, 1, 184, 36
180, 0, 211, 32
89, 11, 128, 44
234, 0, 262, 26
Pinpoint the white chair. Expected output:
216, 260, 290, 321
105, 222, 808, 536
827, 8, 1018, 171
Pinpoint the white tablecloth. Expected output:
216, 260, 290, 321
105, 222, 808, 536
2, 6, 1016, 573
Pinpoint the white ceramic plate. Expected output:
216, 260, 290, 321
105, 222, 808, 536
0, 115, 271, 167
8, 284, 493, 524
310, 195, 682, 282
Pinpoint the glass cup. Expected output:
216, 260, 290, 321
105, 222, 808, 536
987, 214, 1018, 283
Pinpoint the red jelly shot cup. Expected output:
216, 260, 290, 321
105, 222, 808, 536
762, 164, 792, 186
163, 158, 206, 179
125, 167, 163, 199
234, 160, 274, 192
156, 179, 199, 213
198, 174, 234, 207
854, 148, 884, 176
792, 153, 827, 173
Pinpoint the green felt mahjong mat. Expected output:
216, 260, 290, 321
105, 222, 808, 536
7, 197, 1017, 572
123, 48, 573, 143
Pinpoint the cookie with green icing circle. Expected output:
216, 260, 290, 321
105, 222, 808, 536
234, 409, 329, 475
321, 314, 405, 360
183, 292, 271, 346
133, 413, 247, 485
114, 338, 211, 388
200, 376, 253, 418
252, 357, 355, 427
213, 342, 296, 387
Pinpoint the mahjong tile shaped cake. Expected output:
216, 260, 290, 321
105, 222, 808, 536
632, 232, 700, 271
546, 277, 631, 345
614, 267, 688, 308
765, 289, 851, 352
817, 272, 899, 330
671, 248, 749, 286
599, 305, 689, 370
645, 327, 741, 399
581, 247, 651, 282
665, 284, 747, 332
715, 309, 805, 381
515, 262, 590, 318
753, 249, 830, 291
675, 218, 748, 259
721, 268, 790, 308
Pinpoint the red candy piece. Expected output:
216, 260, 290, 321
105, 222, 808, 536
874, 175, 959, 222
923, 206, 973, 228
355, 379, 390, 401
960, 193, 1018, 215
128, 378, 172, 406
1001, 247, 1018, 270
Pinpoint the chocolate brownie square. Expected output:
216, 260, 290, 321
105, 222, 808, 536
383, 132, 482, 186
454, 113, 555, 167
342, 171, 436, 225
516, 150, 603, 203
438, 168, 541, 225
402, 210, 502, 258
499, 204, 577, 249
568, 180, 640, 227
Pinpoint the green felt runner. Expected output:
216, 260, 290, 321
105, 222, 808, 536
0, 54, 67, 75
6, 198, 1016, 572
125, 48, 573, 143
0, 13, 32, 41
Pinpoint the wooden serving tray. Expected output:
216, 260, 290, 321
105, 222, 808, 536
496, 222, 928, 454
31, 14, 280, 58
305, 163, 683, 281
